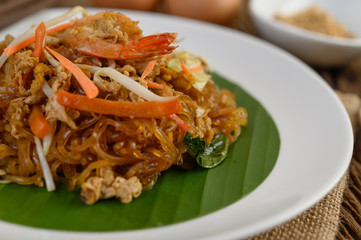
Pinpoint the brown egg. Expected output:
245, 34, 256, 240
164, 0, 242, 25
92, 0, 159, 11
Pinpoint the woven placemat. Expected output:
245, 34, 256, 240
250, 174, 347, 240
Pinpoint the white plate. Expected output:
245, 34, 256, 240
0, 8, 353, 240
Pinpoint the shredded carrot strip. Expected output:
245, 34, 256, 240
46, 47, 99, 99
57, 90, 182, 118
139, 59, 164, 89
188, 65, 203, 73
21, 22, 47, 87
46, 21, 75, 35
167, 114, 194, 133
145, 80, 164, 89
32, 22, 46, 59
29, 106, 51, 139
181, 61, 189, 73
4, 21, 75, 56
181, 61, 203, 73
4, 38, 34, 56
140, 59, 157, 80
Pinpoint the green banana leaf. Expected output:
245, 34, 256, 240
0, 73, 280, 231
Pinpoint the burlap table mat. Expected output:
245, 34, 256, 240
234, 1, 361, 239
250, 174, 347, 240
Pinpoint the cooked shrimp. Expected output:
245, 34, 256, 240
65, 11, 177, 60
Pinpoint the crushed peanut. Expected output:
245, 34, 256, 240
275, 6, 354, 38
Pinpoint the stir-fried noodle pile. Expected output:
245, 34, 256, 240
0, 7, 247, 204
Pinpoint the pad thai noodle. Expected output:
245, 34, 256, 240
0, 7, 247, 204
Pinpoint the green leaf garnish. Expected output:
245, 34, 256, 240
184, 132, 229, 168
183, 132, 206, 158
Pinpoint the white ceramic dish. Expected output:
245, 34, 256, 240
0, 8, 353, 240
249, 0, 361, 67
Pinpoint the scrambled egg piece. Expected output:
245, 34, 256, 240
81, 166, 142, 205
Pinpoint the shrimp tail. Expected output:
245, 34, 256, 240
121, 33, 178, 59
68, 32, 177, 60
65, 11, 178, 60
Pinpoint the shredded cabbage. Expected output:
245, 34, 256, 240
167, 51, 211, 91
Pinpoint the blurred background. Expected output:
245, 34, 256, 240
0, 0, 246, 29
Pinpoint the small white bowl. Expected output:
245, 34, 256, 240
249, 0, 361, 67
